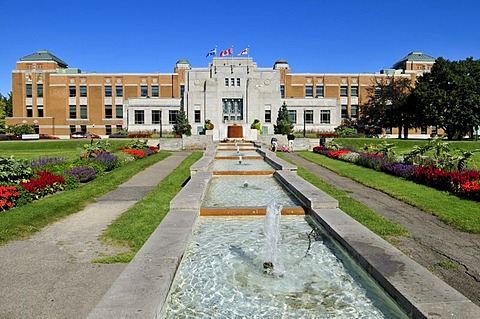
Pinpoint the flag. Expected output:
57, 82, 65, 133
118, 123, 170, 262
206, 47, 216, 57
237, 47, 249, 56
220, 48, 233, 57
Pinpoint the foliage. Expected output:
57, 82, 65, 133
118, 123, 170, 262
173, 104, 191, 136
204, 119, 214, 130
359, 76, 414, 138
274, 102, 293, 135
412, 57, 480, 140
0, 93, 12, 134
30, 157, 66, 169
335, 126, 358, 136
250, 119, 262, 134
81, 140, 111, 157
89, 152, 119, 171
6, 123, 35, 135
124, 139, 149, 150
0, 157, 33, 184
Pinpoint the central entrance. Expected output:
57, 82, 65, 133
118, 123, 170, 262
222, 98, 243, 122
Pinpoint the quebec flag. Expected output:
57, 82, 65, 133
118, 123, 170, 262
206, 47, 216, 57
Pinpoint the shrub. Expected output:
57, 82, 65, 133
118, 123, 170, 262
0, 156, 33, 184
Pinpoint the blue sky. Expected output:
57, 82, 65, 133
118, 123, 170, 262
1, 0, 479, 96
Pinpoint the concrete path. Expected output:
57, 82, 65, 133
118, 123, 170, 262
284, 152, 480, 307
0, 152, 191, 319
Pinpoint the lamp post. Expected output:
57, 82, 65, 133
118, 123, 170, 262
303, 110, 306, 137
159, 110, 162, 138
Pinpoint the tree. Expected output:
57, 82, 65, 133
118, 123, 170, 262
412, 57, 480, 140
0, 92, 12, 133
358, 76, 413, 138
173, 102, 191, 136
274, 102, 293, 135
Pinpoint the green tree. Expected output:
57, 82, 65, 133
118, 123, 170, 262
0, 92, 12, 134
359, 76, 413, 138
412, 57, 480, 140
173, 102, 191, 136
274, 102, 293, 135
250, 119, 263, 134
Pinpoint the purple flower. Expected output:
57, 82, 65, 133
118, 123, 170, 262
89, 152, 119, 171
30, 157, 65, 168
380, 162, 419, 178
65, 166, 97, 183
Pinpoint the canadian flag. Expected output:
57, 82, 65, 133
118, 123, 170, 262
238, 47, 249, 56
220, 48, 233, 57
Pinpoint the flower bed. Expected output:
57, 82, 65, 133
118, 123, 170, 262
313, 145, 480, 201
0, 140, 160, 212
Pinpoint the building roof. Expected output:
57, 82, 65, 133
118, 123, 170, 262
176, 58, 190, 65
392, 51, 435, 69
19, 49, 68, 68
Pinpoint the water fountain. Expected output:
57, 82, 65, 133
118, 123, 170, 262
160, 142, 408, 318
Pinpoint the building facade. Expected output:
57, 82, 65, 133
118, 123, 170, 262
7, 50, 435, 139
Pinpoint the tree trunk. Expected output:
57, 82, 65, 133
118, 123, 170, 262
397, 126, 402, 139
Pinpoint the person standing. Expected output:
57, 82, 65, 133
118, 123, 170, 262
287, 134, 295, 152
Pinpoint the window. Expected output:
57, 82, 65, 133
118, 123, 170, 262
180, 85, 185, 98
116, 85, 123, 97
70, 125, 76, 133
80, 86, 87, 97
69, 105, 76, 119
351, 86, 358, 97
421, 126, 427, 134
236, 78, 240, 86
37, 84, 43, 97
280, 85, 285, 98
69, 86, 76, 97
320, 110, 331, 124
116, 125, 123, 132
386, 127, 392, 134
169, 110, 179, 124
134, 110, 145, 124
225, 78, 229, 86
26, 105, 33, 117
265, 110, 271, 123
37, 105, 44, 117
194, 110, 201, 123
152, 110, 161, 124
230, 78, 234, 86
431, 126, 438, 135
340, 86, 348, 97
116, 105, 123, 118
105, 125, 112, 135
351, 105, 358, 118
80, 125, 87, 132
341, 105, 348, 119
305, 110, 314, 124
305, 85, 313, 97
105, 86, 112, 97
315, 85, 324, 98
26, 84, 32, 98
34, 125, 39, 134
80, 105, 87, 119
288, 110, 297, 124
141, 85, 148, 97
152, 85, 159, 97
105, 105, 112, 119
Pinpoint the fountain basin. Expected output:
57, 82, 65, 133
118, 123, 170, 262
160, 216, 408, 318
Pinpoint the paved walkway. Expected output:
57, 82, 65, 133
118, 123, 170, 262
0, 152, 191, 319
284, 152, 480, 307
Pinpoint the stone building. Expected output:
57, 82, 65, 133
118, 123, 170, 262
7, 50, 435, 139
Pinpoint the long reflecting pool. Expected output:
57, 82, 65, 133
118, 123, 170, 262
160, 215, 408, 318
210, 159, 275, 172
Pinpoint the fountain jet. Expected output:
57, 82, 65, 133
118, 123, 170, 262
264, 202, 285, 277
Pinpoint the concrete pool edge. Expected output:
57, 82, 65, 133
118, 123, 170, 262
87, 152, 480, 319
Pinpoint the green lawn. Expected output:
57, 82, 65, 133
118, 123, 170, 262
0, 139, 136, 161
0, 151, 172, 246
297, 151, 480, 234
278, 154, 410, 239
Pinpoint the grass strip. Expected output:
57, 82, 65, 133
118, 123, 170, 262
0, 152, 171, 246
278, 154, 409, 239
298, 151, 480, 234
94, 151, 203, 263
